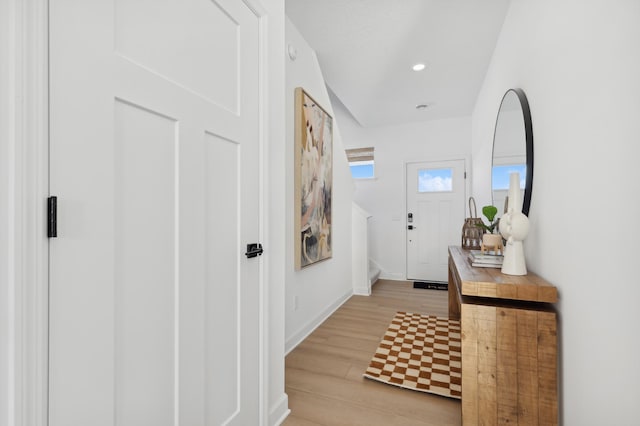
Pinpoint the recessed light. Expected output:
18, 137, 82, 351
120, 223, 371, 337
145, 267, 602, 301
412, 63, 426, 71
416, 103, 429, 110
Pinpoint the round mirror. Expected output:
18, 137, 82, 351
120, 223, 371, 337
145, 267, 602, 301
491, 88, 533, 216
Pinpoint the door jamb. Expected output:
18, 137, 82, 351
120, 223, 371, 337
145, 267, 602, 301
1, 0, 50, 424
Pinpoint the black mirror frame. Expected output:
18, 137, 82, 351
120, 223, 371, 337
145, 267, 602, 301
492, 88, 534, 216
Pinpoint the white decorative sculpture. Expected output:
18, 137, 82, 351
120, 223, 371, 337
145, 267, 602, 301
499, 172, 529, 275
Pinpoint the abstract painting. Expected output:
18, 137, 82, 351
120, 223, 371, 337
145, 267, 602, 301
294, 87, 333, 269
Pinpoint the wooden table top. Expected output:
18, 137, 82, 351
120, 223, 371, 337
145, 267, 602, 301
449, 246, 558, 304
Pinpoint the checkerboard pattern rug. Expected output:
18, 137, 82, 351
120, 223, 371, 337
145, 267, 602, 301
363, 312, 462, 399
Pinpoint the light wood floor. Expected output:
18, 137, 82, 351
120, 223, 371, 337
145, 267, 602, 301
283, 279, 462, 426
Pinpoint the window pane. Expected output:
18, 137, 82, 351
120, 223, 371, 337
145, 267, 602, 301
492, 164, 526, 190
418, 168, 452, 192
350, 163, 374, 179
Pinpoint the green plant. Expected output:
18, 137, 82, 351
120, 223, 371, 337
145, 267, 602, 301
477, 205, 499, 233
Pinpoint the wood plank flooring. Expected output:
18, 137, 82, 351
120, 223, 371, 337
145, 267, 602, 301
284, 279, 462, 426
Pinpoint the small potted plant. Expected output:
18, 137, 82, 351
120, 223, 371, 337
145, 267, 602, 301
477, 205, 503, 254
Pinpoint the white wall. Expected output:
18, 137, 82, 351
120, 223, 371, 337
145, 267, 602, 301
284, 18, 354, 353
351, 203, 372, 296
471, 1, 640, 424
335, 96, 471, 279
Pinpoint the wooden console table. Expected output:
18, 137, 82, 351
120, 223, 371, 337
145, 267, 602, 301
448, 246, 558, 425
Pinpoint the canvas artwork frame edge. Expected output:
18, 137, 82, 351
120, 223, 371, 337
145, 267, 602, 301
294, 87, 333, 270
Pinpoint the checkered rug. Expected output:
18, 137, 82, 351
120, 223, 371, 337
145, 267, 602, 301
363, 312, 462, 399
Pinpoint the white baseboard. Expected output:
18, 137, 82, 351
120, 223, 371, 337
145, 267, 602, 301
285, 289, 352, 355
353, 287, 370, 296
269, 393, 290, 426
379, 271, 405, 280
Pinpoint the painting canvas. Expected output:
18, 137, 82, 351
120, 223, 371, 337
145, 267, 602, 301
294, 87, 333, 269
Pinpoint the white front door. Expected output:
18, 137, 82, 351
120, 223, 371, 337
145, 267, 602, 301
406, 160, 465, 282
49, 1, 263, 425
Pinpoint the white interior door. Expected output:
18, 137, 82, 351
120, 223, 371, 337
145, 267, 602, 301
49, 1, 262, 425
406, 160, 465, 282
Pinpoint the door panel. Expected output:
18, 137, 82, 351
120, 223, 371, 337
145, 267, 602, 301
49, 1, 261, 425
406, 160, 465, 282
114, 100, 177, 426
114, 0, 241, 111
204, 134, 240, 424
415, 199, 453, 266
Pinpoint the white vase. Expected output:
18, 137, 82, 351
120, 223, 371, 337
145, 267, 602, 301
500, 172, 529, 275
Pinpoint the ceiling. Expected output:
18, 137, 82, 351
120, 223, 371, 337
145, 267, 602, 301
286, 0, 510, 127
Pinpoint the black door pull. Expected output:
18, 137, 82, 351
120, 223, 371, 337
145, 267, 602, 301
245, 243, 264, 258
48, 196, 57, 238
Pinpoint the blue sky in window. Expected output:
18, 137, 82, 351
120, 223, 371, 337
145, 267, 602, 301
418, 168, 452, 192
492, 164, 526, 189
350, 163, 374, 179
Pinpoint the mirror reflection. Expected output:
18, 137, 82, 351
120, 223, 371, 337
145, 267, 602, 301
491, 89, 533, 216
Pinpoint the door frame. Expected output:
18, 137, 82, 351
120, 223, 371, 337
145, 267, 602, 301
1, 0, 49, 424
2, 0, 281, 424
403, 158, 469, 281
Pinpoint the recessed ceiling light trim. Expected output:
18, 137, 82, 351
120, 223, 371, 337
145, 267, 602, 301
412, 63, 426, 71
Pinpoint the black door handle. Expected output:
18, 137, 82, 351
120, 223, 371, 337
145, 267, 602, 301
245, 243, 264, 258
